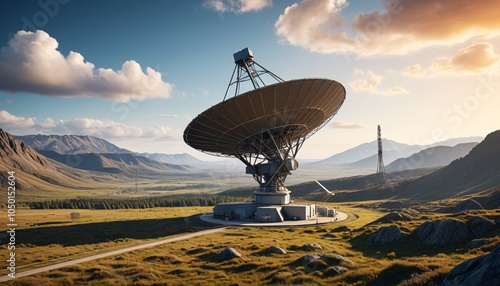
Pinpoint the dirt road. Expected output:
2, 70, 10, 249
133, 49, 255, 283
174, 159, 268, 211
0, 226, 227, 282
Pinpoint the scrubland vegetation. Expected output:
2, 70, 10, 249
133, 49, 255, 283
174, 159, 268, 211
1, 202, 498, 285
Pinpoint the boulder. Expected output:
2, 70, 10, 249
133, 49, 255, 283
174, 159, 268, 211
441, 245, 500, 286
323, 233, 336, 238
300, 243, 323, 251
265, 245, 287, 255
370, 212, 413, 224
466, 216, 496, 238
414, 219, 470, 247
331, 226, 350, 233
216, 247, 242, 261
466, 239, 488, 251
322, 266, 348, 278
371, 225, 407, 245
291, 253, 353, 273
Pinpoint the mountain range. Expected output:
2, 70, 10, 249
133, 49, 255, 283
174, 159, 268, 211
0, 129, 105, 196
386, 142, 478, 172
311, 137, 483, 168
14, 133, 483, 173
14, 134, 204, 166
325, 129, 500, 202
4, 127, 495, 203
14, 134, 132, 154
0, 129, 200, 200
37, 150, 193, 177
221, 130, 499, 203
396, 130, 500, 200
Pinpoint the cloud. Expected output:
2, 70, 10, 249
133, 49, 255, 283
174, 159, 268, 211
0, 110, 36, 127
275, 0, 500, 56
405, 42, 500, 77
275, 0, 353, 54
349, 70, 408, 95
330, 121, 365, 129
154, 114, 179, 119
203, 0, 271, 13
405, 64, 427, 78
0, 110, 179, 141
0, 30, 172, 102
430, 42, 500, 75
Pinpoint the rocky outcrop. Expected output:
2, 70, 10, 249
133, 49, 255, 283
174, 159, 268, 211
466, 239, 489, 250
441, 245, 500, 286
323, 233, 336, 238
322, 266, 348, 278
216, 248, 242, 261
466, 216, 496, 238
299, 243, 323, 251
264, 246, 287, 255
331, 226, 350, 233
291, 253, 353, 273
414, 219, 470, 246
0, 128, 53, 173
370, 212, 413, 225
371, 225, 408, 245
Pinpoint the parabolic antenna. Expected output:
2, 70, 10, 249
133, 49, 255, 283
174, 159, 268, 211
184, 48, 345, 210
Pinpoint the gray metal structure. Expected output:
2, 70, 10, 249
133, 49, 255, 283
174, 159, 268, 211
184, 48, 346, 221
376, 125, 387, 185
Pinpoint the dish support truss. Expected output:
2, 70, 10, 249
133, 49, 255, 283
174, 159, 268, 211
233, 118, 333, 204
223, 48, 284, 101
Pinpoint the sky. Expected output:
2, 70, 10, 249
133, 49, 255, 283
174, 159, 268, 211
0, 0, 499, 160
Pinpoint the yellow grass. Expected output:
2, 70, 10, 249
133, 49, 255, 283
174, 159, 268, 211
1, 205, 498, 285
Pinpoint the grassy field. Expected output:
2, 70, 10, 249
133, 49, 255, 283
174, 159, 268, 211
1, 203, 499, 285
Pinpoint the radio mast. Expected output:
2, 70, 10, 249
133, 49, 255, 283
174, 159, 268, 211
376, 125, 387, 186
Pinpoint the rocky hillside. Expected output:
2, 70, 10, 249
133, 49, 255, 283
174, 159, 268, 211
0, 129, 99, 194
0, 129, 53, 173
386, 142, 478, 172
397, 129, 500, 200
15, 134, 131, 154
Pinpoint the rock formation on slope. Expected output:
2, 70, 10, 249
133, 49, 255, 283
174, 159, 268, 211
441, 245, 500, 286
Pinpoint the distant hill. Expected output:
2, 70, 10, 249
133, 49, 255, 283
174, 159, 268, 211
396, 129, 500, 200
386, 142, 478, 172
220, 167, 438, 199
38, 150, 194, 178
310, 136, 483, 168
312, 139, 420, 165
0, 129, 102, 196
327, 130, 500, 202
427, 136, 483, 148
15, 134, 132, 154
139, 153, 204, 166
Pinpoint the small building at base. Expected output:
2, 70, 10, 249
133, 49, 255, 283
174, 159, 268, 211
213, 201, 316, 223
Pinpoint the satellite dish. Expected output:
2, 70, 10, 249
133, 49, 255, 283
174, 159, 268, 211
184, 48, 345, 209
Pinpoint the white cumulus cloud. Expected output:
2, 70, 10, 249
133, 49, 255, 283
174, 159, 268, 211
0, 110, 36, 128
0, 110, 179, 141
0, 30, 172, 102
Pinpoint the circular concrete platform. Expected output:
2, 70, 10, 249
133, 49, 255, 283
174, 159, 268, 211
199, 211, 348, 227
